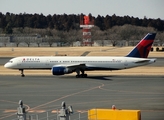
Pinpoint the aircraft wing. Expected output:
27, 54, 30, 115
53, 63, 86, 71
51, 63, 87, 75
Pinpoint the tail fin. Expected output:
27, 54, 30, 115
126, 33, 156, 58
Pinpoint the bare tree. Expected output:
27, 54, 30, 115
13, 37, 22, 47
91, 26, 104, 46
57, 31, 67, 47
46, 37, 55, 47
35, 38, 42, 47
0, 37, 9, 47
105, 27, 121, 46
67, 30, 80, 46
24, 37, 33, 47
156, 32, 164, 46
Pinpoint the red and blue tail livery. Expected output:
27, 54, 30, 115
126, 33, 156, 58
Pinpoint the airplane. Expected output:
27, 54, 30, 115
4, 33, 156, 78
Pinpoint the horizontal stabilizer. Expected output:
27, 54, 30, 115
134, 60, 150, 63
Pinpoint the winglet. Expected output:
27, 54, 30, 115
126, 33, 156, 58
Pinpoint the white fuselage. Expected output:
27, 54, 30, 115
4, 33, 157, 76
4, 56, 156, 71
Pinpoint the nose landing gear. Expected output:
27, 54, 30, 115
19, 69, 25, 77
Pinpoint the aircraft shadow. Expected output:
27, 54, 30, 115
24, 75, 115, 81
60, 75, 114, 81
86, 75, 113, 81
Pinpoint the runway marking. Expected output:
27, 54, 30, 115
51, 110, 87, 113
77, 110, 88, 113
3, 110, 17, 113
51, 110, 59, 113
28, 82, 104, 111
98, 81, 164, 95
99, 87, 164, 95
0, 100, 30, 119
0, 100, 30, 111
28, 110, 46, 113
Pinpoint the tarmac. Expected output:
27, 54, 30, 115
0, 75, 164, 120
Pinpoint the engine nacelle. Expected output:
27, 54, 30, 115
52, 66, 73, 75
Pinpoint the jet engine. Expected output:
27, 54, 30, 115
52, 66, 73, 75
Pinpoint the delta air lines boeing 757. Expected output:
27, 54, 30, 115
4, 33, 156, 77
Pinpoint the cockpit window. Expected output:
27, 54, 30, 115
9, 61, 13, 63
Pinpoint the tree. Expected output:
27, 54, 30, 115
155, 18, 164, 31
46, 37, 55, 47
48, 21, 54, 29
15, 14, 24, 27
67, 30, 79, 46
4, 22, 13, 34
24, 37, 33, 47
1, 12, 164, 32
0, 37, 9, 47
95, 15, 105, 30
13, 37, 21, 47
104, 15, 112, 29
35, 38, 42, 47
57, 31, 67, 46
156, 32, 164, 46
0, 15, 7, 29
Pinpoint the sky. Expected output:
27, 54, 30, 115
0, 0, 164, 19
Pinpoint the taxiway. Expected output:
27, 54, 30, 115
0, 75, 164, 120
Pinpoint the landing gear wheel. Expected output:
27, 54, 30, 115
21, 74, 25, 77
76, 75, 80, 78
75, 74, 88, 78
81, 74, 87, 78
84, 74, 87, 78
19, 69, 25, 77
75, 69, 87, 78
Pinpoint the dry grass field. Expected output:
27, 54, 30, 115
0, 46, 163, 57
0, 46, 163, 76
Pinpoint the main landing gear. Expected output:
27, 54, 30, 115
19, 69, 25, 77
75, 69, 88, 78
76, 74, 87, 78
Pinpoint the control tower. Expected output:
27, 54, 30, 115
80, 14, 94, 46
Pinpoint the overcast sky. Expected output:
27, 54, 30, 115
0, 0, 164, 19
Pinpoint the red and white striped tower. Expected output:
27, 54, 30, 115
80, 15, 94, 46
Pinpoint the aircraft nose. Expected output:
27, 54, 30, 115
4, 63, 9, 68
4, 63, 12, 68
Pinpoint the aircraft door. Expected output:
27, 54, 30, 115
17, 59, 22, 66
46, 59, 50, 67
